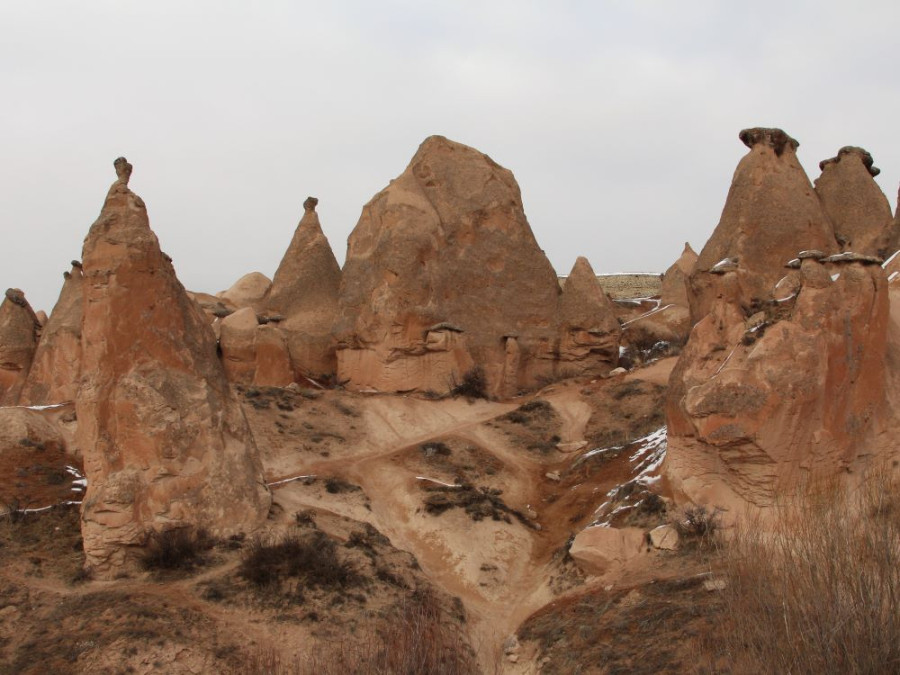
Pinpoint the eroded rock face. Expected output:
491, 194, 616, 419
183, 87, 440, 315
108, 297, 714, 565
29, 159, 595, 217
76, 158, 270, 576
556, 257, 621, 379
335, 136, 561, 397
218, 307, 292, 387
665, 258, 889, 511
690, 128, 838, 322
0, 289, 40, 405
815, 147, 896, 257
18, 263, 84, 405
265, 197, 341, 380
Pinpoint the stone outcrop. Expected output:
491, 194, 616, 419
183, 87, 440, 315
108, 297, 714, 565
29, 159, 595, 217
335, 136, 564, 397
265, 197, 341, 380
218, 271, 272, 311
18, 263, 84, 405
624, 243, 697, 348
814, 146, 896, 257
665, 256, 889, 511
556, 257, 621, 378
569, 525, 645, 576
76, 157, 270, 576
218, 307, 292, 387
690, 128, 838, 322
0, 288, 40, 405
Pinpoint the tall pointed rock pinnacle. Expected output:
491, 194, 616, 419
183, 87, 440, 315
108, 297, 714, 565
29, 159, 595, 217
76, 157, 270, 576
814, 146, 895, 257
265, 196, 342, 379
0, 288, 40, 405
690, 128, 838, 321
18, 262, 84, 405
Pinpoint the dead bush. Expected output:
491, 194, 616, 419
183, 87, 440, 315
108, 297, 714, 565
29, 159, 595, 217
140, 527, 213, 572
671, 505, 722, 549
721, 471, 900, 673
449, 367, 487, 400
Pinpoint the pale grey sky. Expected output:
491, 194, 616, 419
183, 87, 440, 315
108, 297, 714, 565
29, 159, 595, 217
2, 1, 898, 313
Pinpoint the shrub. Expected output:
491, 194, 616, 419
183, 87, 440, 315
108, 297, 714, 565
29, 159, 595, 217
239, 531, 361, 592
140, 527, 212, 571
449, 367, 487, 400
671, 504, 722, 549
721, 472, 900, 673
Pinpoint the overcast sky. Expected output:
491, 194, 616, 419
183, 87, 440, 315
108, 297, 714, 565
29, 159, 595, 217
2, 1, 898, 313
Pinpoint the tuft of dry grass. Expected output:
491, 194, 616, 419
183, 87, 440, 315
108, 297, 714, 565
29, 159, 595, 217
720, 469, 900, 674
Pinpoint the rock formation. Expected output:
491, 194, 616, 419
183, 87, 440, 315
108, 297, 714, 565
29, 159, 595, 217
690, 128, 838, 322
218, 307, 292, 387
666, 255, 889, 511
556, 257, 621, 379
624, 243, 697, 348
18, 263, 84, 405
334, 136, 563, 397
218, 272, 272, 311
76, 157, 270, 576
814, 146, 896, 257
265, 197, 341, 380
0, 288, 40, 405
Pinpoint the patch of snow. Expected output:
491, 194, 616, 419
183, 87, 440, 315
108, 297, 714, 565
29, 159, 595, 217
267, 474, 316, 487
890, 272, 899, 282
883, 250, 900, 268
831, 273, 840, 281
416, 476, 462, 488
775, 294, 797, 303
0, 403, 69, 411
621, 303, 674, 328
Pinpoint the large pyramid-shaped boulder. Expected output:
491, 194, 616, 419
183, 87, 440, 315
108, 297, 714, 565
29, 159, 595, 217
265, 197, 341, 379
0, 288, 40, 405
814, 146, 896, 257
690, 128, 838, 321
556, 257, 621, 378
334, 136, 561, 397
18, 263, 84, 405
666, 256, 889, 511
76, 158, 270, 576
661, 243, 698, 309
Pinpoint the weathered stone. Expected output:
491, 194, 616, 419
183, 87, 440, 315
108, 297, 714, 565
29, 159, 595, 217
76, 158, 270, 577
690, 128, 837, 322
218, 272, 272, 310
18, 263, 84, 405
335, 136, 562, 397
648, 524, 679, 550
568, 525, 645, 575
0, 289, 40, 405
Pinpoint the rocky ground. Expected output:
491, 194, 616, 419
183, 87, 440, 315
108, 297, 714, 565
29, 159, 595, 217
0, 355, 739, 674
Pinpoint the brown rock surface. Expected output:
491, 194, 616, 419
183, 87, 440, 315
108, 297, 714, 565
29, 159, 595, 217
18, 264, 84, 405
76, 157, 271, 576
335, 135, 560, 397
690, 128, 838, 321
218, 271, 272, 310
218, 307, 292, 387
265, 197, 341, 380
0, 289, 40, 405
568, 525, 645, 576
556, 257, 621, 378
666, 258, 889, 510
814, 146, 896, 257
660, 243, 697, 309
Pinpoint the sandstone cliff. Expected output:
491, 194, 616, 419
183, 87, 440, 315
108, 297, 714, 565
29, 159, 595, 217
76, 157, 270, 576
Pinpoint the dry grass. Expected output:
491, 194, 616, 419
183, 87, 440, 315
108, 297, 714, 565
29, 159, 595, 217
241, 589, 478, 674
719, 469, 900, 674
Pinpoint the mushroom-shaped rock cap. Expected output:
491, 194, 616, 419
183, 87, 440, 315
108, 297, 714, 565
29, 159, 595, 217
739, 128, 799, 156
303, 196, 318, 212
819, 146, 880, 177
113, 156, 132, 184
4, 288, 27, 307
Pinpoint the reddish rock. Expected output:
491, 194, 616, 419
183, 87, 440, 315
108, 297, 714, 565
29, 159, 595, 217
335, 136, 560, 397
0, 288, 40, 405
666, 257, 889, 510
814, 146, 896, 257
569, 525, 645, 576
264, 197, 341, 381
661, 243, 698, 309
218, 307, 292, 387
690, 128, 838, 321
555, 257, 621, 379
76, 157, 270, 576
18, 263, 84, 405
